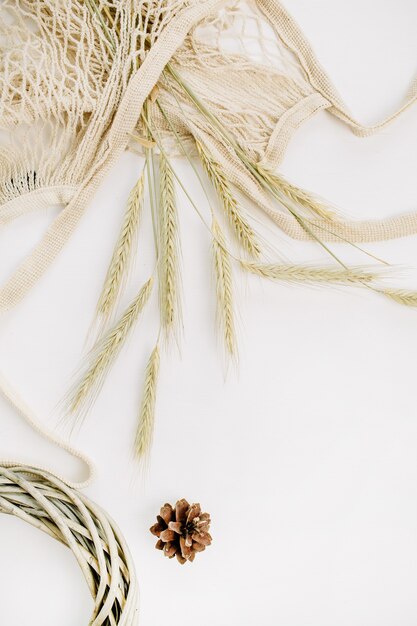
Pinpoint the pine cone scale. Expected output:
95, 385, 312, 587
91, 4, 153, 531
164, 542, 177, 558
180, 536, 192, 559
160, 504, 173, 523
150, 521, 164, 536
160, 529, 176, 542
186, 503, 201, 523
175, 499, 189, 522
192, 542, 206, 553
168, 521, 182, 533
192, 531, 212, 546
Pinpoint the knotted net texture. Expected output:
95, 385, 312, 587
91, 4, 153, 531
144, 0, 316, 163
0, 466, 138, 625
0, 0, 196, 211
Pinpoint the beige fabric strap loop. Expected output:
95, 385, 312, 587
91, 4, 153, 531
0, 370, 95, 490
256, 0, 417, 137
0, 187, 77, 227
268, 209, 417, 243
259, 93, 331, 169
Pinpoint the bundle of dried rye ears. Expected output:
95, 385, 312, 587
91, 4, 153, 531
2, 1, 417, 461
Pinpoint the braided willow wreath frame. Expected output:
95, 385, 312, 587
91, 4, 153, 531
0, 466, 139, 626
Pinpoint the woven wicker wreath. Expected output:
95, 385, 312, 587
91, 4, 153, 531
0, 465, 138, 625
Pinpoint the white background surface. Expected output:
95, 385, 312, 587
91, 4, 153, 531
1, 1, 417, 624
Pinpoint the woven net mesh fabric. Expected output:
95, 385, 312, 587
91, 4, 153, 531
0, 0, 318, 210
144, 0, 314, 163
0, 0, 200, 209
192, 0, 305, 77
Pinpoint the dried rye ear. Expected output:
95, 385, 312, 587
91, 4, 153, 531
134, 344, 160, 459
158, 154, 181, 335
382, 289, 417, 307
256, 166, 340, 222
96, 173, 145, 324
69, 278, 153, 418
212, 219, 236, 358
197, 140, 261, 257
242, 262, 379, 285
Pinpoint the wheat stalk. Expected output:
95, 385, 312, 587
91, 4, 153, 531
134, 344, 160, 459
242, 262, 378, 285
257, 166, 338, 222
158, 154, 181, 333
70, 278, 153, 416
381, 289, 417, 307
97, 173, 145, 322
197, 140, 260, 257
212, 219, 236, 357
85, 0, 117, 53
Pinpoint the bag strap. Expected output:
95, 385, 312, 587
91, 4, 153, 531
256, 0, 417, 137
0, 370, 95, 489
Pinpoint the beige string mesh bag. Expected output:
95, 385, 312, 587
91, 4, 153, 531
1, 1, 417, 465
0, 0, 226, 312
2, 0, 417, 313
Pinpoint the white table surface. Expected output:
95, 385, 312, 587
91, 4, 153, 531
1, 1, 417, 624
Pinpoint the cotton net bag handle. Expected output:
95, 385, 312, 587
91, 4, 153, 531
0, 368, 95, 490
257, 0, 417, 137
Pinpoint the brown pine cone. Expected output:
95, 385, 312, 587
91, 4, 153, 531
150, 499, 212, 564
